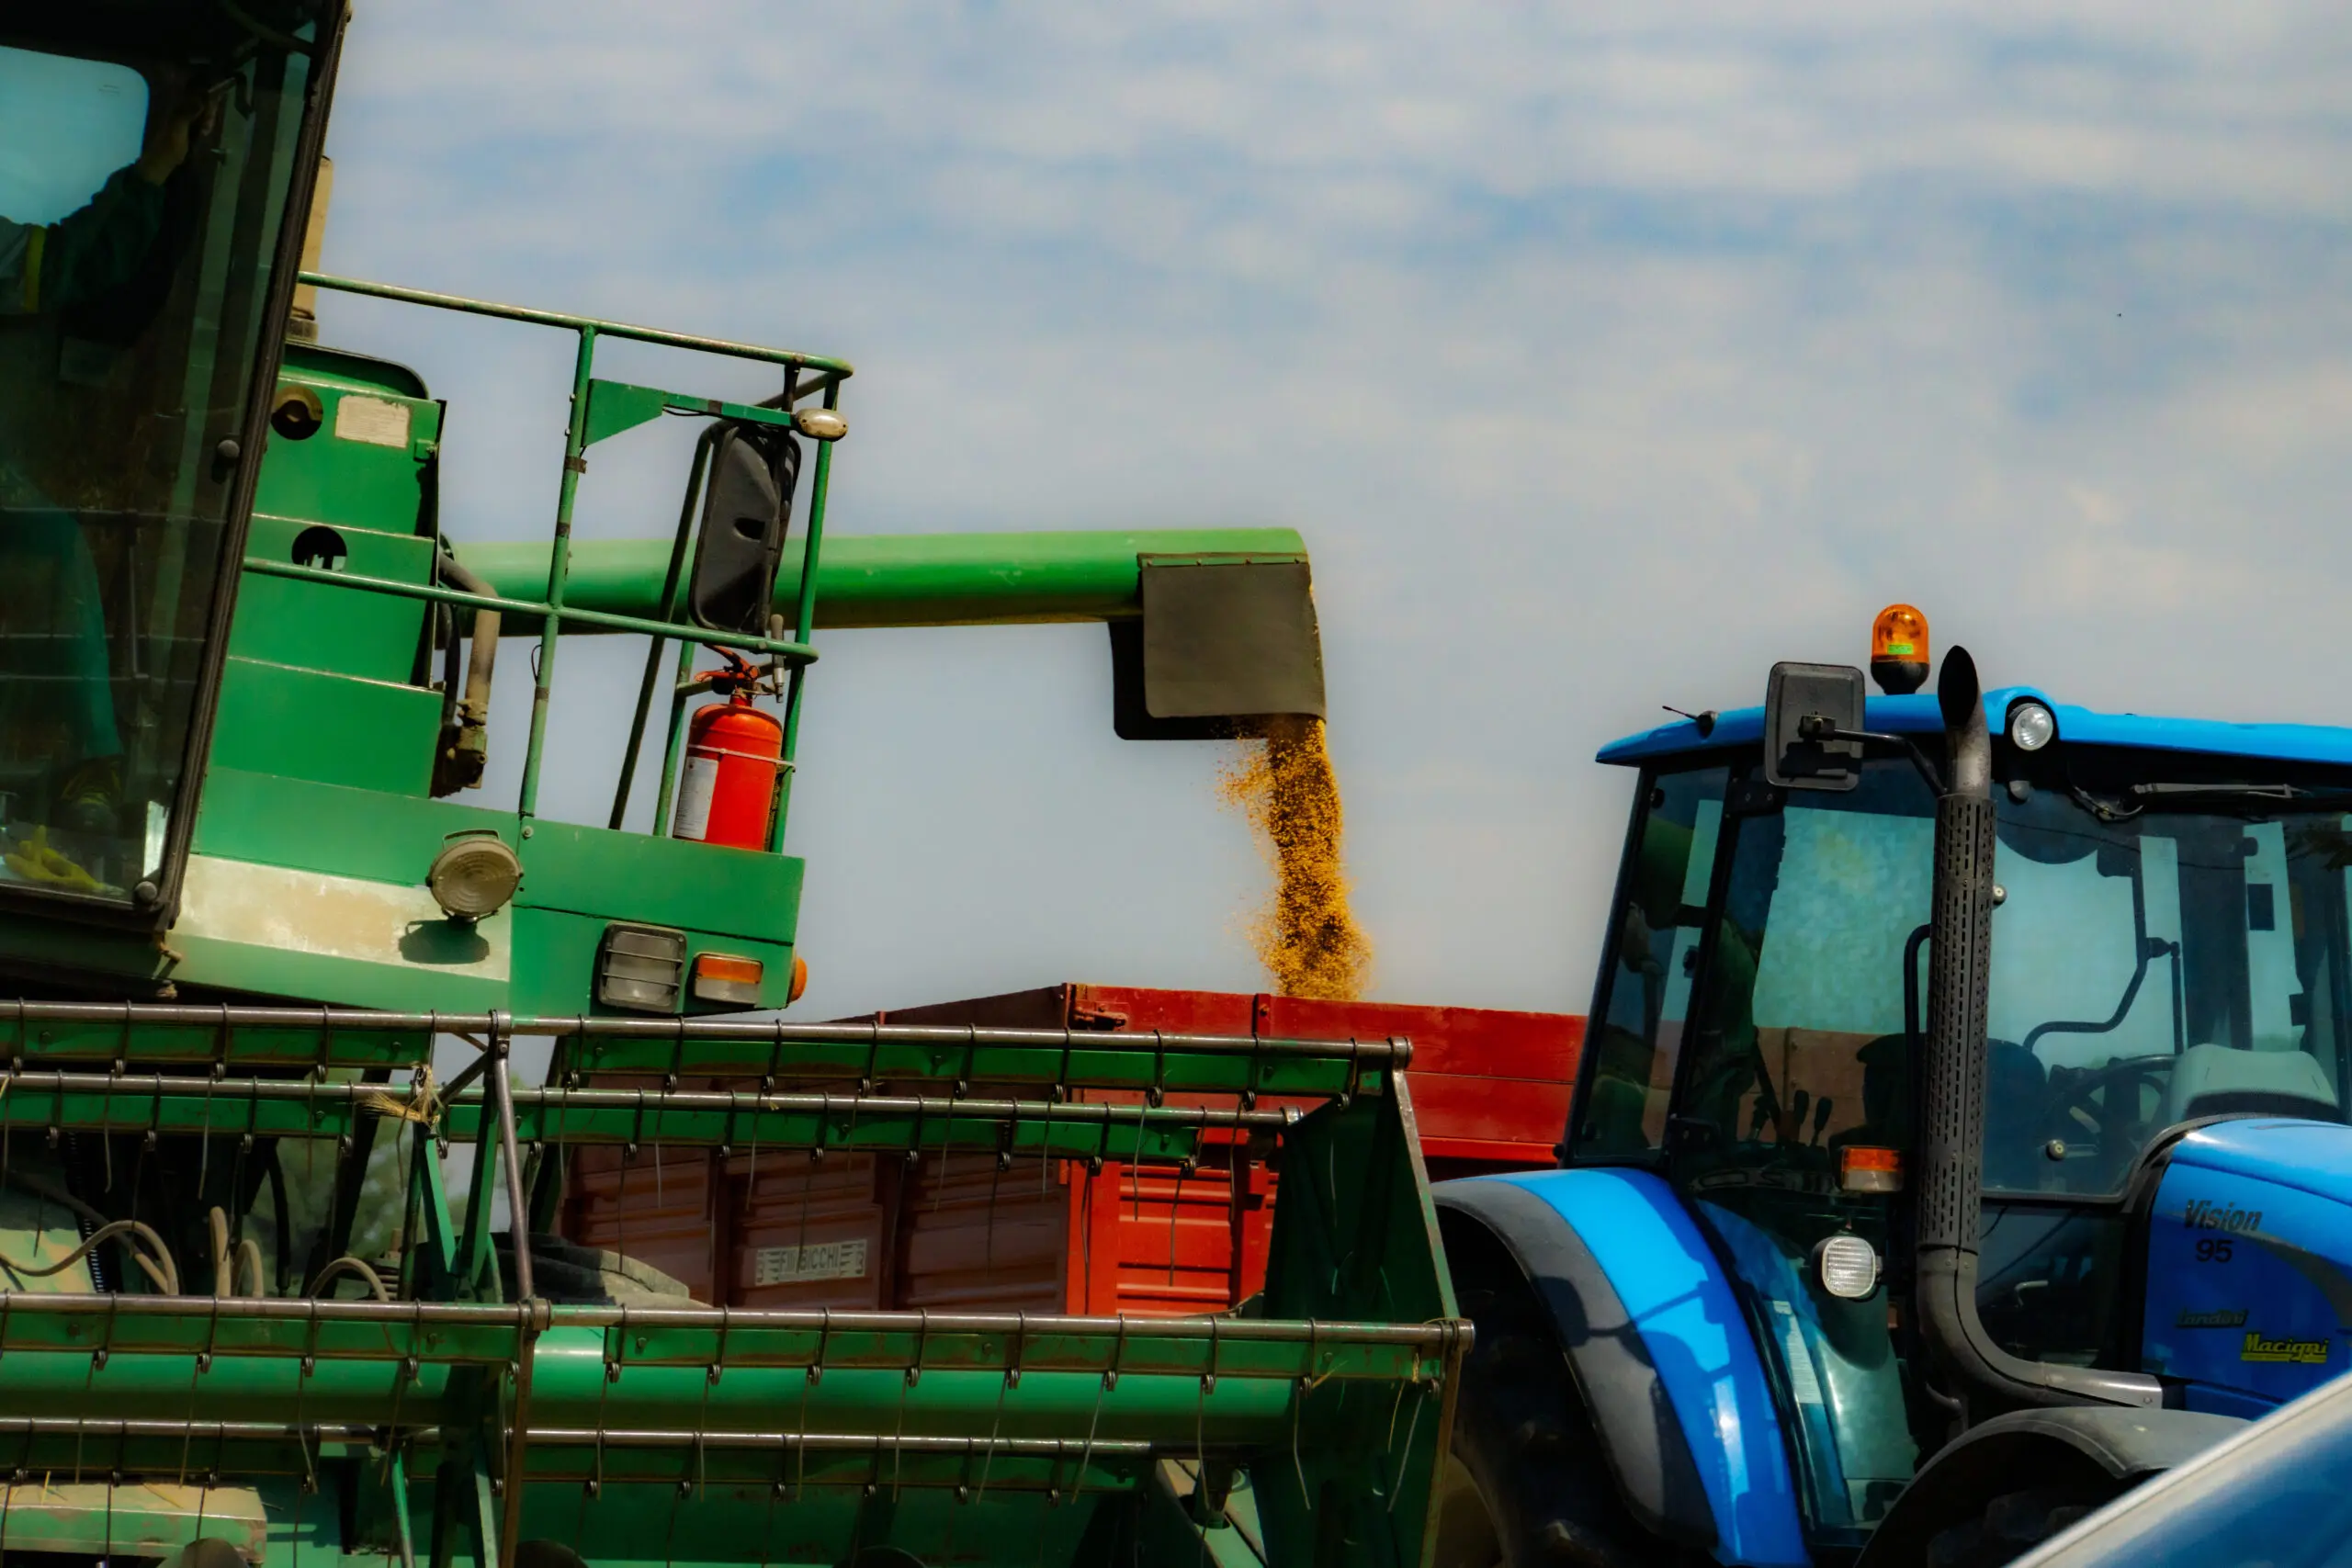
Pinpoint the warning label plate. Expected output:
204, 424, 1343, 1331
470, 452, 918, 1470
752, 1239, 869, 1286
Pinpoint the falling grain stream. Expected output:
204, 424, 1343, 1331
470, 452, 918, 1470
1220, 715, 1372, 1000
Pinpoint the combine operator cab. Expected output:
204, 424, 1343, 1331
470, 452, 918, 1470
0, 9, 1464, 1568
0, 6, 335, 924
1435, 608, 2352, 1568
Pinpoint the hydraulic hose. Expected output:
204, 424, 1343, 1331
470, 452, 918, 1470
437, 555, 503, 722
305, 1255, 393, 1303
0, 1168, 177, 1294
0, 1218, 180, 1297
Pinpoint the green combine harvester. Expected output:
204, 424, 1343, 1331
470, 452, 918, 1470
0, 7, 1464, 1566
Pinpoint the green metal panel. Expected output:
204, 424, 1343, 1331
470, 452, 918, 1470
251, 356, 441, 534
548, 1023, 1391, 1098
0, 1009, 430, 1071
279, 341, 431, 400
582, 378, 800, 449
0, 908, 171, 987
194, 767, 514, 884
0, 1001, 1408, 1097
461, 529, 1310, 631
210, 657, 442, 796
512, 906, 798, 1015
177, 774, 804, 1015
516, 819, 803, 945
511, 905, 607, 1015
167, 899, 514, 1013
232, 513, 435, 682
1253, 1079, 1463, 1566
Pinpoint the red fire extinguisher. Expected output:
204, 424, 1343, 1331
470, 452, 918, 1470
672, 670, 785, 850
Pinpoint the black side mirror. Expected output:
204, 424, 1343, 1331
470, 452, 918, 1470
1763, 661, 1866, 792
687, 423, 801, 634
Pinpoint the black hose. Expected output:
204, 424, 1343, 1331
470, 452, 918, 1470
266, 1144, 294, 1295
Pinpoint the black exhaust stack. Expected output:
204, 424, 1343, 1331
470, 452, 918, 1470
1912, 648, 2160, 1423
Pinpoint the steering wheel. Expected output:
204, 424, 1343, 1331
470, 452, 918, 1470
2035, 1053, 2175, 1154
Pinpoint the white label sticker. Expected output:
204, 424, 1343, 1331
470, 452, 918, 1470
334, 394, 412, 448
753, 1240, 868, 1286
1773, 1301, 1826, 1405
672, 754, 717, 840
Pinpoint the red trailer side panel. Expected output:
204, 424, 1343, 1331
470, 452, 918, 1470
561, 984, 1580, 1317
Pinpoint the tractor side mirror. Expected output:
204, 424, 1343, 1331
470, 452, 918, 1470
687, 423, 801, 634
1764, 661, 1866, 792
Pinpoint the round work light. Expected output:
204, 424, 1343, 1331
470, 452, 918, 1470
2008, 701, 2057, 752
428, 831, 522, 921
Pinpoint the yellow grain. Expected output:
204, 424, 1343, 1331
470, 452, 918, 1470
1218, 716, 1372, 1000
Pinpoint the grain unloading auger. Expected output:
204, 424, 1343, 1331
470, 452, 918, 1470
0, 7, 1463, 1565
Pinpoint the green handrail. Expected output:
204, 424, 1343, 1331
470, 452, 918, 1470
293, 272, 853, 847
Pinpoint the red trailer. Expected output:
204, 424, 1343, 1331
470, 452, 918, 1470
560, 984, 1581, 1316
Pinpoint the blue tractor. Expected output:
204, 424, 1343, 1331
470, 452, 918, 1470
1431, 612, 2352, 1567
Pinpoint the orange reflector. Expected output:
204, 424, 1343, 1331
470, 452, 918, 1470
788, 954, 808, 1005
690, 952, 763, 1006
1839, 1145, 1905, 1194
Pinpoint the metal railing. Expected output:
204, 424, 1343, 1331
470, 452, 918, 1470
254, 271, 854, 846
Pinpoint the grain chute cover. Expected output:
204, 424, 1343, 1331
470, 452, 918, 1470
1111, 555, 1327, 739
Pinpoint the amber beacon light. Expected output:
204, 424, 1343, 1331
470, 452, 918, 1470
1870, 604, 1931, 695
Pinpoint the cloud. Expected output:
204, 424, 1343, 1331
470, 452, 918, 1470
312, 2, 2352, 1016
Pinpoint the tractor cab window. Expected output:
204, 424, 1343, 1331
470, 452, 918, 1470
0, 19, 322, 909
1982, 768, 2352, 1197
1573, 762, 1728, 1158
1673, 757, 1938, 1170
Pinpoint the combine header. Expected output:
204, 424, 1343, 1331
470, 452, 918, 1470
0, 1005, 1454, 1567
0, 6, 1463, 1565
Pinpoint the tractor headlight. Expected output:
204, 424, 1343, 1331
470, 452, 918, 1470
1813, 1234, 1882, 1301
2007, 700, 2056, 752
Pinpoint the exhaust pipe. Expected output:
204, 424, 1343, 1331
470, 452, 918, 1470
1912, 648, 2161, 1423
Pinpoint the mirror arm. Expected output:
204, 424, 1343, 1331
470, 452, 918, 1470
1798, 717, 1946, 795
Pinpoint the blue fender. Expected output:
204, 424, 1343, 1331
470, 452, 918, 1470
1436, 1168, 1810, 1567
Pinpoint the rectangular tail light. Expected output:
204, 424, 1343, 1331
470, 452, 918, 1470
691, 952, 763, 1007
1838, 1145, 1905, 1194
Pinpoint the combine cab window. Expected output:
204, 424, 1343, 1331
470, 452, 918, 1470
0, 19, 322, 909
0, 50, 149, 222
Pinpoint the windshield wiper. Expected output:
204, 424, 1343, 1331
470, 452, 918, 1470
2069, 781, 2352, 821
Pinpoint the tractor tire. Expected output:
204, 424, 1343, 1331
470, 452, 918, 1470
1437, 1239, 1688, 1568
1923, 1486, 2114, 1568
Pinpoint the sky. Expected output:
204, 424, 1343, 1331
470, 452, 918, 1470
308, 1, 2352, 1021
